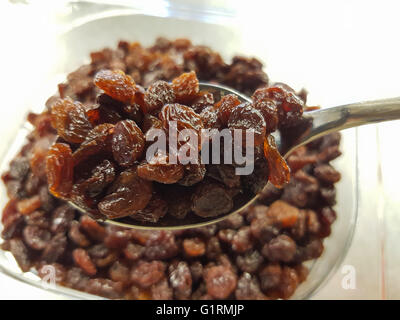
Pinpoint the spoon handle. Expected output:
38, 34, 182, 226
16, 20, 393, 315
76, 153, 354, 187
302, 96, 400, 144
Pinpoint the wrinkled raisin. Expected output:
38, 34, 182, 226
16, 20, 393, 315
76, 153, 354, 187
192, 182, 233, 217
204, 265, 237, 299
46, 143, 74, 199
112, 120, 145, 166
171, 71, 199, 103
98, 167, 152, 219
94, 69, 136, 104
51, 98, 93, 143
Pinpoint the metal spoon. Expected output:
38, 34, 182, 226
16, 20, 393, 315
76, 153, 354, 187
69, 83, 400, 230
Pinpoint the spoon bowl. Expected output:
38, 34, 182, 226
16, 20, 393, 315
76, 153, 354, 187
67, 83, 400, 229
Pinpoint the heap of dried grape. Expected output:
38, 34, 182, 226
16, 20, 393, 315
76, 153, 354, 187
46, 67, 300, 223
0, 38, 341, 299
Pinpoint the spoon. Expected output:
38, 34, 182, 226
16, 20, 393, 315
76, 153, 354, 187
69, 83, 400, 230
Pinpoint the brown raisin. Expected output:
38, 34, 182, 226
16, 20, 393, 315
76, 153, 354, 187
112, 119, 145, 166
98, 167, 153, 219
171, 71, 199, 103
51, 98, 93, 143
144, 80, 175, 114
94, 69, 136, 104
46, 143, 74, 199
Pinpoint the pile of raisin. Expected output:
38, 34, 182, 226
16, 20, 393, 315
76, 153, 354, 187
0, 38, 341, 300
46, 66, 297, 223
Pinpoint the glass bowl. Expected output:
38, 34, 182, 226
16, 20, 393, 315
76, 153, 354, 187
0, 2, 358, 299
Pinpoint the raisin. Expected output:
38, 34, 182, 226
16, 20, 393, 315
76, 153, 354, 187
251, 88, 279, 133
159, 103, 204, 144
50, 204, 75, 233
124, 243, 144, 261
73, 160, 115, 199
131, 195, 168, 223
151, 278, 173, 300
259, 263, 282, 292
98, 167, 153, 219
131, 261, 166, 288
314, 164, 341, 184
263, 135, 290, 188
218, 229, 236, 245
250, 216, 280, 244
183, 237, 206, 257
263, 85, 304, 128
241, 159, 270, 194
189, 261, 203, 283
9, 157, 30, 180
263, 235, 296, 262
144, 231, 178, 260
88, 244, 117, 268
24, 210, 49, 229
192, 182, 233, 218
205, 236, 222, 260
109, 261, 130, 284
112, 120, 145, 166
228, 102, 266, 147
137, 154, 184, 184
73, 248, 97, 276
215, 94, 241, 125
275, 266, 299, 299
236, 250, 264, 273
17, 195, 41, 215
38, 186, 55, 212
72, 124, 114, 164
232, 226, 254, 253
171, 71, 199, 103
217, 213, 244, 230
144, 80, 175, 114
178, 163, 206, 186
206, 164, 241, 188
267, 200, 299, 228
204, 265, 237, 299
94, 69, 136, 104
23, 225, 51, 250
191, 91, 214, 113
235, 273, 266, 300
169, 261, 192, 299
30, 136, 56, 180
104, 226, 131, 249
65, 267, 90, 291
46, 143, 74, 199
86, 278, 124, 299
51, 98, 93, 143
41, 233, 67, 263
68, 221, 91, 247
80, 215, 106, 241
142, 114, 162, 133
199, 106, 222, 130
9, 239, 31, 272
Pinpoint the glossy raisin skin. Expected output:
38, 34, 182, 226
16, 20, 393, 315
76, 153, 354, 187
171, 71, 199, 103
46, 143, 74, 199
51, 98, 93, 144
228, 103, 266, 147
112, 120, 145, 166
94, 69, 136, 104
191, 182, 233, 218
98, 168, 153, 219
144, 80, 175, 114
137, 154, 184, 184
